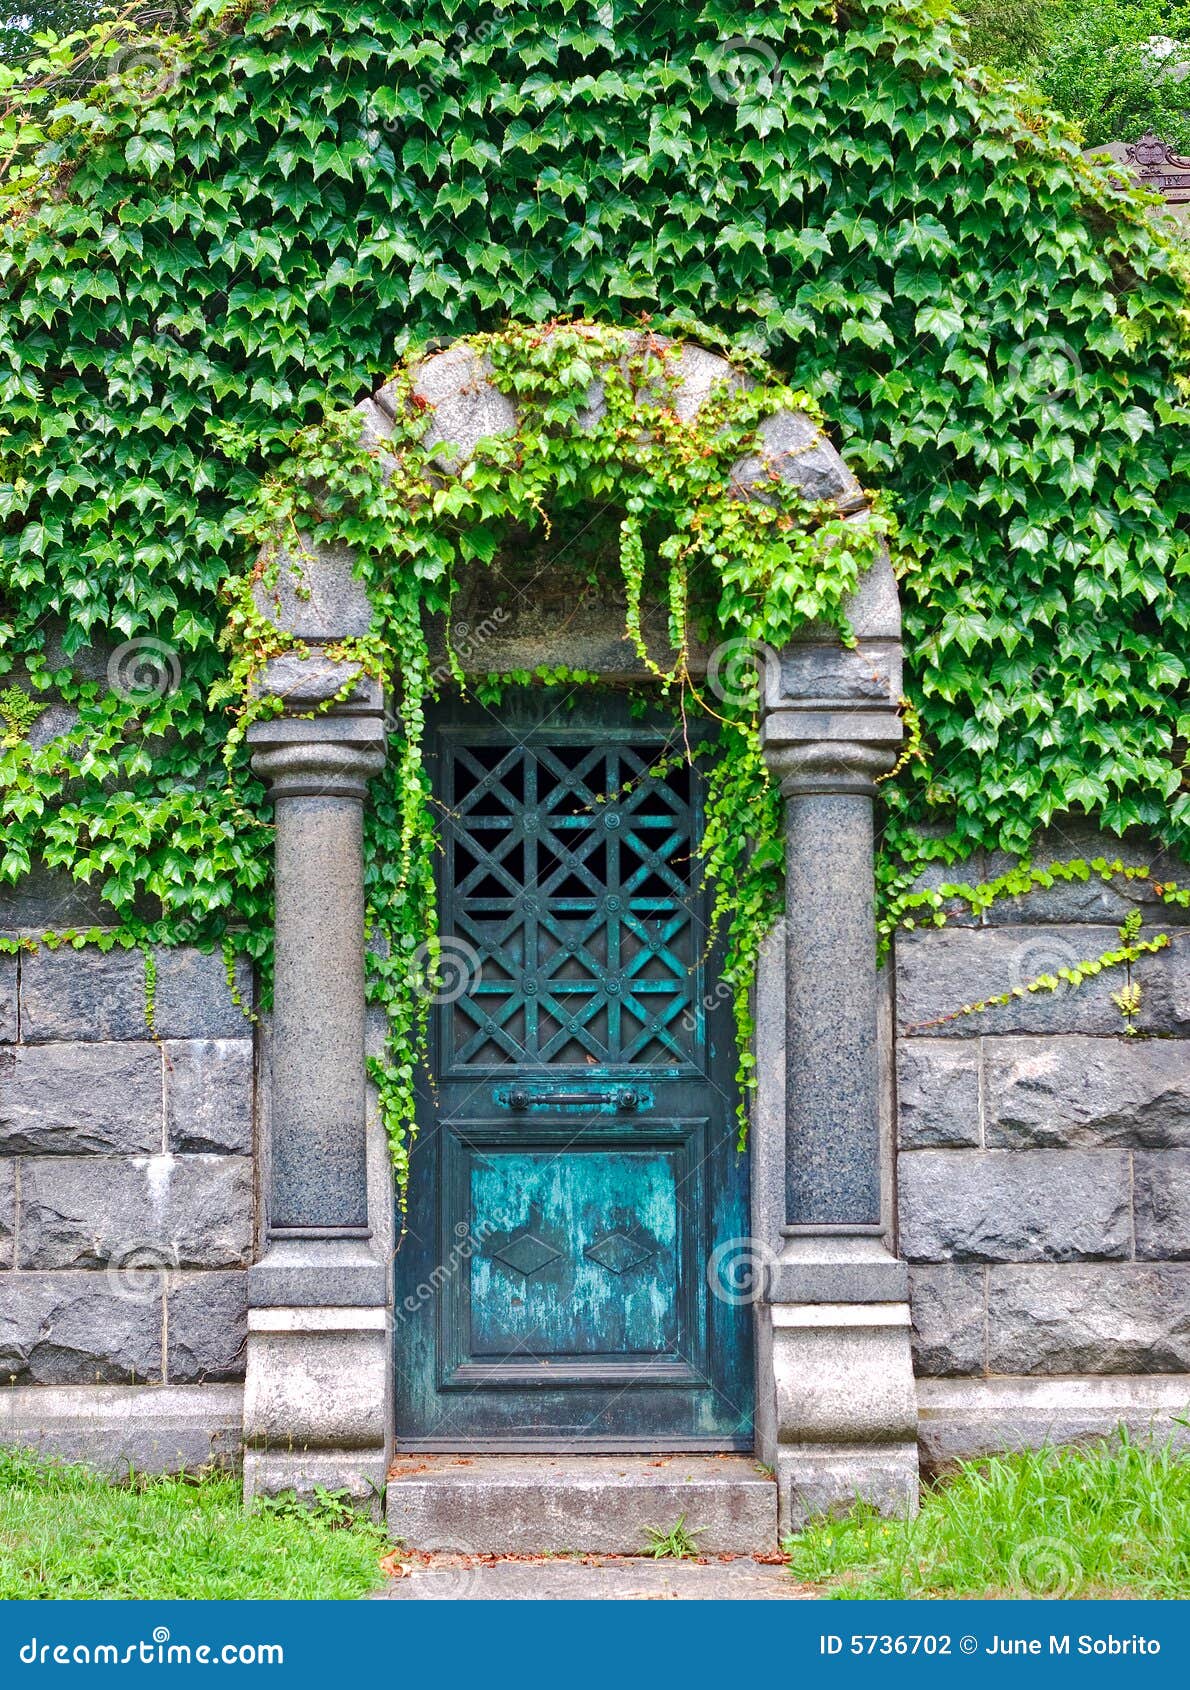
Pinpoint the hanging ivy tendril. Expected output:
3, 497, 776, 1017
218, 322, 892, 1197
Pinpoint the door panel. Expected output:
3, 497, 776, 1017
394, 694, 753, 1450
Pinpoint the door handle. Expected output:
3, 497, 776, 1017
494, 1086, 652, 1113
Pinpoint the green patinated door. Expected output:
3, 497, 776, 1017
395, 694, 753, 1449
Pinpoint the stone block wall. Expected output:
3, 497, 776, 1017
894, 835, 1190, 1397
0, 939, 255, 1394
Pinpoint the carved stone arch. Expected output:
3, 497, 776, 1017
241, 332, 917, 1535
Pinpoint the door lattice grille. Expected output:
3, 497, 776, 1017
442, 738, 704, 1070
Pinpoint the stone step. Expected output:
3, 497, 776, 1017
385, 1453, 778, 1555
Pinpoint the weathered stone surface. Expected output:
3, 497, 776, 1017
730, 409, 863, 510
385, 1454, 777, 1555
0, 866, 155, 933
907, 1265, 986, 1375
0, 1273, 162, 1383
898, 1149, 1131, 1262
897, 1041, 981, 1148
19, 1156, 253, 1270
1134, 1152, 1190, 1261
153, 948, 254, 1040
168, 1272, 248, 1381
985, 1035, 1190, 1147
982, 829, 1190, 927
20, 946, 147, 1041
917, 1375, 1190, 1478
165, 1039, 254, 1155
396, 343, 519, 463
895, 925, 1188, 1037
987, 1265, 1190, 1373
0, 1383, 243, 1475
0, 1160, 13, 1269
252, 538, 373, 641
252, 649, 379, 712
0, 1042, 161, 1155
0, 954, 15, 1043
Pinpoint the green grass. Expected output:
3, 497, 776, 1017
786, 1434, 1190, 1599
0, 1448, 391, 1599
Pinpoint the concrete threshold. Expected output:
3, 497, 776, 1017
386, 1452, 778, 1556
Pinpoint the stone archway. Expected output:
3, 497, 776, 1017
240, 333, 917, 1538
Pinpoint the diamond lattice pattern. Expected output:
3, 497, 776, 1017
443, 739, 703, 1069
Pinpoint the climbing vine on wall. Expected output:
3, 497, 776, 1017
221, 323, 886, 1180
2, 0, 1190, 1177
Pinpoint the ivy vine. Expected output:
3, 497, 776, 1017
221, 323, 887, 1184
2, 1, 1190, 1195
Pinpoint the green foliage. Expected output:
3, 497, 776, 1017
0, 1445, 389, 1598
1, 0, 1189, 1153
227, 323, 881, 1177
963, 0, 1190, 150
642, 1512, 707, 1559
786, 1432, 1190, 1598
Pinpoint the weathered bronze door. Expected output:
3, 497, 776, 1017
394, 694, 752, 1448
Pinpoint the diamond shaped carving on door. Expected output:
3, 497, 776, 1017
442, 739, 704, 1071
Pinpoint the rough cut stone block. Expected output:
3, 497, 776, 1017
0, 954, 15, 1042
907, 1265, 985, 1375
1134, 1152, 1190, 1262
0, 1273, 162, 1383
18, 1156, 253, 1270
0, 1160, 13, 1269
153, 948, 254, 1040
165, 1040, 254, 1155
897, 1041, 981, 1148
0, 865, 157, 933
20, 946, 147, 1041
894, 926, 1186, 1037
167, 1272, 248, 1382
252, 538, 373, 642
987, 1265, 1190, 1373
982, 829, 1190, 927
898, 1149, 1131, 1262
0, 1042, 161, 1155
985, 1035, 1190, 1148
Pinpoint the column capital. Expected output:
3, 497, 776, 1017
762, 735, 899, 799
248, 717, 387, 801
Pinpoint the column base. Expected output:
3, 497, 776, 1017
761, 1236, 919, 1536
242, 1280, 390, 1515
